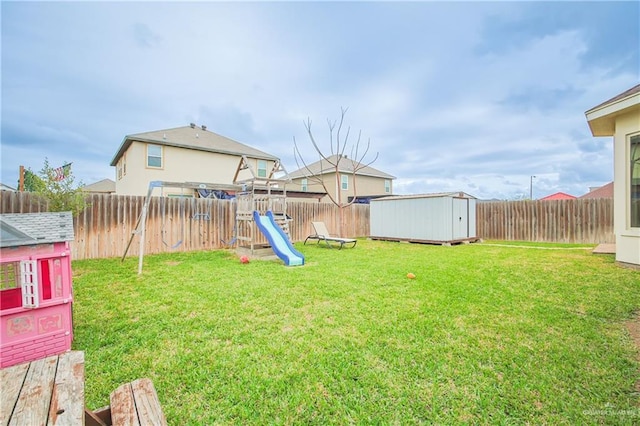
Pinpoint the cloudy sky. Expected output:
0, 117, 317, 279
1, 1, 638, 200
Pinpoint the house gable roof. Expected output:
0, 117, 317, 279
82, 178, 116, 193
579, 181, 613, 199
0, 212, 75, 248
585, 84, 640, 136
110, 125, 279, 166
288, 154, 396, 179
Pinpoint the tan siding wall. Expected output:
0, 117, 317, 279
291, 173, 391, 203
613, 110, 640, 264
115, 142, 275, 196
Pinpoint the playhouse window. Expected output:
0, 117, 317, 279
1, 262, 20, 290
0, 260, 40, 310
0, 258, 64, 310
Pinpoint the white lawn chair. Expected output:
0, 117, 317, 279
304, 221, 357, 249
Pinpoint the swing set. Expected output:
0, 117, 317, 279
122, 180, 241, 274
122, 155, 293, 274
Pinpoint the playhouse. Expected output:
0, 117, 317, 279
0, 212, 75, 368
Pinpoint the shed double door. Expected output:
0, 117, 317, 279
452, 198, 469, 240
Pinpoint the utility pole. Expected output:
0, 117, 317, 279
530, 175, 536, 200
19, 166, 24, 192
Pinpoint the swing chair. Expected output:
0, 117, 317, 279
221, 197, 238, 247
160, 186, 185, 249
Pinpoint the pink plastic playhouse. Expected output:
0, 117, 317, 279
0, 212, 75, 368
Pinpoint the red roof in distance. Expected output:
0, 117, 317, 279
539, 192, 577, 201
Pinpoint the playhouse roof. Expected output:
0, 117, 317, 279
0, 212, 75, 248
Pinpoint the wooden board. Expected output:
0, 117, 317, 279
110, 379, 166, 426
48, 351, 85, 425
0, 362, 29, 426
8, 356, 58, 426
131, 379, 167, 426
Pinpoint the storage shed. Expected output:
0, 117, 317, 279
370, 192, 478, 244
0, 212, 75, 368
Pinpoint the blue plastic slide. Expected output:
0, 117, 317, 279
253, 211, 305, 266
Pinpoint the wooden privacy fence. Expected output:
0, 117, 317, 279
0, 192, 370, 260
1, 192, 614, 259
476, 198, 614, 244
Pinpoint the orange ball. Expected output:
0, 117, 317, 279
407, 272, 416, 279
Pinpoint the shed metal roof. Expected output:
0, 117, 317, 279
0, 212, 75, 248
370, 191, 477, 202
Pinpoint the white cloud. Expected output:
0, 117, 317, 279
1, 1, 636, 200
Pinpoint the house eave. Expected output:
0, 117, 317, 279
290, 170, 396, 180
585, 91, 640, 137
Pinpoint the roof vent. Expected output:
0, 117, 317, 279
190, 123, 196, 128
163, 133, 166, 140
201, 125, 207, 131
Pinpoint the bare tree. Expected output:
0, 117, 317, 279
293, 107, 378, 236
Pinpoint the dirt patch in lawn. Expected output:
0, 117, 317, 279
625, 312, 640, 398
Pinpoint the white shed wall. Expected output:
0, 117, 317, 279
370, 195, 476, 242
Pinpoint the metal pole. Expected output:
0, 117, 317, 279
530, 175, 536, 200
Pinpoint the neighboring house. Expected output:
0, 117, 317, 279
579, 182, 614, 199
539, 192, 576, 201
81, 179, 116, 194
288, 154, 396, 204
110, 124, 280, 196
585, 83, 640, 267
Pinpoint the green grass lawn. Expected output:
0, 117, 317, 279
72, 240, 640, 425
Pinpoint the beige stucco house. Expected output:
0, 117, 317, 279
288, 154, 396, 204
110, 124, 280, 196
585, 84, 640, 267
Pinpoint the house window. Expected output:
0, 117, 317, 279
385, 179, 391, 193
341, 174, 348, 190
301, 178, 308, 192
117, 153, 127, 180
257, 160, 267, 178
147, 144, 163, 168
631, 134, 640, 228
